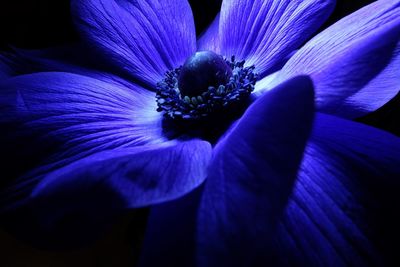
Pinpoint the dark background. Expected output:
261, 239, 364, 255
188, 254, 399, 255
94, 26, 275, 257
0, 0, 398, 266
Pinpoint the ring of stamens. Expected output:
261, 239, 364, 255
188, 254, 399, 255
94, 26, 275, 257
156, 56, 258, 120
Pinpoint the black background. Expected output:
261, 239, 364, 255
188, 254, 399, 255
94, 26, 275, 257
0, 0, 399, 266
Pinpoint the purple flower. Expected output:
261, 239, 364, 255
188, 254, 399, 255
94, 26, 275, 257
0, 0, 399, 265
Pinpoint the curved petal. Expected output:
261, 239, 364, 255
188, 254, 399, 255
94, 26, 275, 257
219, 0, 335, 78
196, 76, 315, 266
0, 72, 165, 212
197, 13, 220, 53
280, 0, 400, 118
33, 140, 211, 210
1, 140, 211, 248
270, 114, 400, 266
140, 113, 400, 266
71, 0, 196, 88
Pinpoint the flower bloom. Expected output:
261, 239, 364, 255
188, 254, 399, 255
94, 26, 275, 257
1, 0, 400, 265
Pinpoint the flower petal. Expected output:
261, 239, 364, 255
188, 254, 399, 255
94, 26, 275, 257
196, 76, 315, 266
251, 70, 281, 98
0, 72, 165, 211
71, 0, 196, 88
270, 114, 400, 266
197, 13, 220, 53
1, 140, 211, 247
33, 140, 211, 210
219, 0, 335, 78
140, 113, 400, 266
280, 0, 400, 118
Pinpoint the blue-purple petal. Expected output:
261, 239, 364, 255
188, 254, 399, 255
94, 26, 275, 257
280, 0, 400, 118
196, 76, 315, 266
33, 140, 211, 210
1, 140, 211, 248
218, 0, 335, 78
0, 72, 165, 212
29, 140, 210, 235
140, 112, 400, 266
0, 71, 213, 247
270, 113, 400, 266
71, 0, 196, 88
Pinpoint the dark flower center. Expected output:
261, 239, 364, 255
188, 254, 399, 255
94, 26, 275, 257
156, 50, 258, 121
178, 51, 232, 97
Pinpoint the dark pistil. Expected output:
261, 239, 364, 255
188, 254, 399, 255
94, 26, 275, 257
178, 51, 232, 97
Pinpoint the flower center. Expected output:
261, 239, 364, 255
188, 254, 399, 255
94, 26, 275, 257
178, 51, 232, 97
156, 51, 257, 121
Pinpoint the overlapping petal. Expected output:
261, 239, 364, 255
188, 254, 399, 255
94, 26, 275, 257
139, 76, 315, 267
139, 75, 400, 266
1, 139, 211, 247
280, 0, 400, 118
218, 0, 335, 78
270, 114, 400, 266
20, 139, 209, 245
0, 72, 165, 209
0, 72, 213, 246
71, 0, 196, 88
196, 76, 315, 266
33, 140, 211, 211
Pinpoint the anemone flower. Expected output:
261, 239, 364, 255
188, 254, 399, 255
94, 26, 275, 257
0, 0, 400, 266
